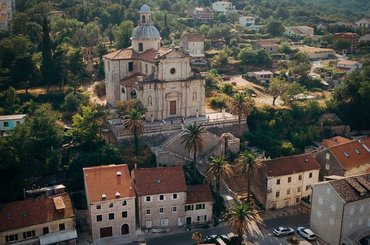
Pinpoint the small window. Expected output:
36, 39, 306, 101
170, 68, 176, 74
122, 211, 128, 218
139, 43, 144, 52
109, 213, 115, 220
145, 64, 148, 74
195, 204, 205, 210
59, 223, 65, 231
5, 234, 18, 242
276, 179, 280, 185
173, 193, 178, 199
159, 208, 164, 213
296, 197, 300, 203
109, 202, 113, 208
288, 177, 291, 183
309, 173, 313, 178
121, 87, 125, 94
297, 187, 301, 192
3, 122, 9, 127
23, 230, 35, 239
96, 215, 102, 222
96, 204, 101, 209
128, 62, 134, 72
172, 206, 177, 213
325, 164, 330, 170
43, 227, 49, 235
122, 200, 127, 206
185, 205, 194, 211
146, 209, 151, 215
306, 185, 310, 191
287, 189, 291, 195
131, 89, 137, 99
159, 195, 165, 201
326, 153, 330, 160
298, 175, 302, 180
276, 191, 280, 197
146, 196, 151, 202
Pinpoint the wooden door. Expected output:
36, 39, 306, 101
100, 227, 113, 238
170, 101, 176, 115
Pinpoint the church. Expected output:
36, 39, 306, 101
104, 5, 206, 121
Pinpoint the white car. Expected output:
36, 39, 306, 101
297, 227, 317, 240
273, 226, 295, 236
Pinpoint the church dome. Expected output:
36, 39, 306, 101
132, 25, 161, 40
139, 4, 151, 13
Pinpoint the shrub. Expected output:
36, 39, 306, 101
223, 83, 233, 96
210, 97, 226, 109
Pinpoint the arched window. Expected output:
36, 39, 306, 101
131, 89, 137, 99
121, 87, 125, 94
121, 224, 129, 235
142, 15, 145, 23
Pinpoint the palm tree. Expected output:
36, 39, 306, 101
230, 92, 253, 132
236, 151, 263, 202
124, 108, 145, 154
223, 202, 262, 245
181, 122, 206, 174
206, 156, 233, 193
192, 231, 202, 244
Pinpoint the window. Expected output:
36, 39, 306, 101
325, 164, 330, 170
197, 215, 207, 221
297, 187, 301, 192
195, 204, 205, 210
306, 185, 310, 191
146, 209, 151, 215
298, 175, 302, 180
128, 62, 133, 72
109, 202, 113, 208
173, 193, 178, 199
159, 194, 165, 201
276, 191, 280, 198
170, 68, 176, 74
131, 89, 137, 99
145, 196, 151, 202
122, 211, 128, 218
309, 172, 313, 178
5, 234, 18, 242
23, 230, 35, 239
43, 227, 49, 235
185, 205, 194, 211
145, 64, 148, 74
109, 213, 115, 220
3, 122, 9, 127
96, 204, 101, 209
288, 177, 291, 183
139, 43, 143, 52
121, 87, 125, 94
296, 197, 300, 203
172, 206, 177, 213
59, 223, 65, 231
122, 200, 127, 206
276, 179, 280, 185
326, 153, 330, 160
159, 208, 164, 213
97, 215, 102, 222
287, 189, 291, 195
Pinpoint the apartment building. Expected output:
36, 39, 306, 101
253, 153, 320, 210
185, 184, 213, 225
83, 164, 136, 242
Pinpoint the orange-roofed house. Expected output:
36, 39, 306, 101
253, 39, 278, 53
0, 192, 77, 245
253, 153, 320, 210
336, 60, 363, 73
83, 164, 136, 242
132, 165, 188, 229
315, 137, 370, 179
185, 184, 213, 226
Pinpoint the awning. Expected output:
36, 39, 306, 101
39, 229, 77, 245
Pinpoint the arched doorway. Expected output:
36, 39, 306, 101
121, 224, 129, 235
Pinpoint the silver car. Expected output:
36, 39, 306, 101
273, 226, 295, 236
297, 227, 317, 240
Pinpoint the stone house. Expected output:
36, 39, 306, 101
315, 137, 370, 180
310, 173, 370, 245
104, 5, 206, 121
285, 26, 314, 37
180, 33, 205, 58
253, 153, 320, 210
336, 60, 363, 73
185, 185, 213, 225
252, 70, 273, 82
83, 164, 136, 242
355, 18, 370, 29
253, 39, 278, 53
0, 192, 77, 245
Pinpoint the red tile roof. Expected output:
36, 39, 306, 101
186, 184, 213, 204
321, 136, 352, 148
83, 164, 135, 203
103, 47, 138, 60
328, 137, 370, 171
0, 193, 74, 232
133, 165, 187, 196
262, 153, 320, 177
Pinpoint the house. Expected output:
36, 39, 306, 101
189, 7, 214, 23
355, 18, 370, 29
315, 137, 370, 179
180, 33, 205, 58
239, 16, 255, 28
132, 165, 188, 229
185, 184, 213, 226
252, 70, 273, 82
359, 34, 370, 43
333, 32, 359, 51
297, 46, 335, 60
104, 5, 206, 121
310, 173, 370, 245
285, 26, 314, 37
253, 153, 320, 210
253, 39, 278, 53
83, 164, 136, 241
211, 1, 235, 13
0, 114, 27, 136
336, 60, 363, 73
0, 192, 77, 245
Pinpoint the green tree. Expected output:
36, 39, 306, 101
229, 92, 253, 131
236, 151, 263, 202
266, 20, 285, 37
207, 156, 233, 193
334, 39, 351, 51
267, 77, 289, 106
113, 20, 134, 49
40, 18, 53, 88
124, 108, 145, 154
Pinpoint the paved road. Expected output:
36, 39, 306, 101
144, 214, 312, 245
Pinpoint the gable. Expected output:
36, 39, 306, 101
162, 49, 187, 59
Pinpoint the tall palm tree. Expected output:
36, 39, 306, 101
206, 156, 233, 193
181, 122, 206, 174
192, 231, 202, 244
236, 151, 263, 202
230, 92, 253, 132
124, 108, 145, 154
224, 202, 262, 245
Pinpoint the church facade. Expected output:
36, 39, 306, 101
104, 5, 205, 121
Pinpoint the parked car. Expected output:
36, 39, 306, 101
297, 227, 317, 240
203, 234, 231, 245
273, 226, 295, 237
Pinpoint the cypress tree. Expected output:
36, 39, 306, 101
41, 18, 53, 87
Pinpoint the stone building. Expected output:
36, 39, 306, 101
83, 164, 136, 242
180, 33, 205, 58
185, 185, 213, 226
310, 173, 370, 245
253, 39, 278, 53
104, 4, 205, 121
0, 192, 77, 245
253, 153, 320, 210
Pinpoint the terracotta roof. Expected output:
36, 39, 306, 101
103, 47, 138, 60
133, 165, 187, 196
321, 136, 352, 148
328, 137, 370, 171
256, 39, 278, 47
182, 33, 205, 42
263, 153, 320, 177
186, 184, 213, 204
0, 193, 74, 232
330, 173, 370, 203
103, 47, 172, 62
83, 164, 135, 203
120, 72, 146, 86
